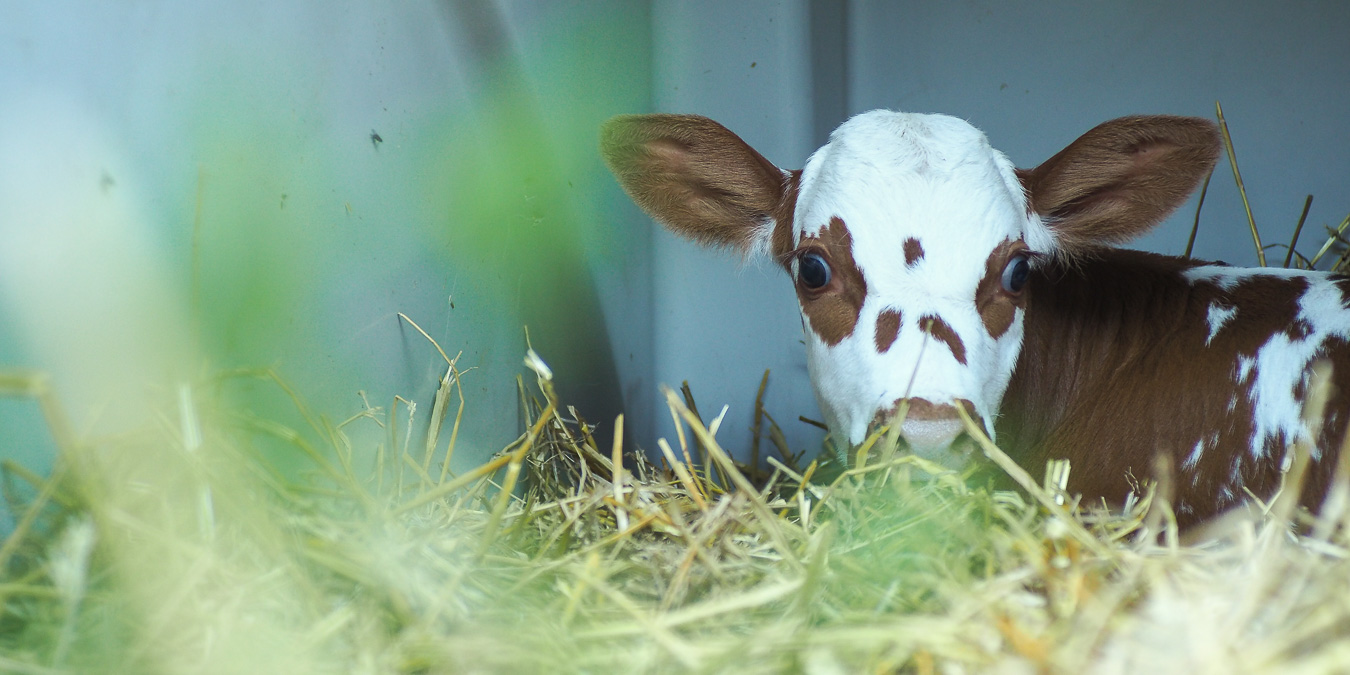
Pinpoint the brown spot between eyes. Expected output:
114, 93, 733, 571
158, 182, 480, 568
796, 216, 868, 346
875, 309, 902, 353
920, 315, 967, 365
974, 239, 1027, 338
903, 238, 925, 267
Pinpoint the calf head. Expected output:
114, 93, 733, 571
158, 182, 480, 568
602, 111, 1218, 465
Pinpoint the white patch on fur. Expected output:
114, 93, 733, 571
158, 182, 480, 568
1183, 440, 1205, 472
1184, 432, 1223, 485
1204, 303, 1237, 345
1192, 270, 1350, 464
1235, 356, 1255, 384
793, 111, 1036, 445
745, 215, 778, 262
1183, 265, 1314, 289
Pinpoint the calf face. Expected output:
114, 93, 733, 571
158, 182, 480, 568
602, 111, 1218, 467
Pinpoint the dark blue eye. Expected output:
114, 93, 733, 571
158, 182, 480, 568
798, 252, 831, 290
1001, 254, 1030, 294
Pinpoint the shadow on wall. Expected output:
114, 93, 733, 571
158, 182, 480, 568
428, 2, 628, 445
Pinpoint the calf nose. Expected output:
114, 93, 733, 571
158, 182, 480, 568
869, 398, 985, 471
897, 398, 964, 451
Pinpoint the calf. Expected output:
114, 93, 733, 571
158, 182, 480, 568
601, 110, 1349, 527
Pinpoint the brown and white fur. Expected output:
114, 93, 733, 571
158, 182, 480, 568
601, 110, 1348, 527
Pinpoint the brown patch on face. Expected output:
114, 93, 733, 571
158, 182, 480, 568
920, 315, 967, 365
974, 239, 1029, 339
903, 238, 925, 267
874, 308, 902, 353
794, 216, 868, 346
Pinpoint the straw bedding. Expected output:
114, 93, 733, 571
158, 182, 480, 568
2, 345, 1350, 675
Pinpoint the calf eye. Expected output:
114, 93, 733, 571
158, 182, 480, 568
1001, 254, 1030, 294
798, 252, 832, 290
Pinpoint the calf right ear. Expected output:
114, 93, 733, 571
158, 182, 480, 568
601, 114, 797, 258
1017, 115, 1220, 257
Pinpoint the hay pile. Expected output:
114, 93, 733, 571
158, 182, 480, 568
4, 105, 1350, 673
2, 343, 1350, 675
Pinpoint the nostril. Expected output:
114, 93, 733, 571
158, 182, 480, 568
903, 397, 959, 421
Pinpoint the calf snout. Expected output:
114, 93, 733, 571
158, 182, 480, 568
899, 398, 965, 449
871, 397, 981, 470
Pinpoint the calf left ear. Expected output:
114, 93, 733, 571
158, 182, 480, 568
1017, 116, 1220, 256
601, 114, 796, 258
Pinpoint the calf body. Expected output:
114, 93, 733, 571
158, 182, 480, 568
602, 110, 1346, 527
1003, 250, 1350, 523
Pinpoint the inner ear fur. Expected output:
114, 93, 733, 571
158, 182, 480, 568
1017, 115, 1220, 256
601, 114, 796, 256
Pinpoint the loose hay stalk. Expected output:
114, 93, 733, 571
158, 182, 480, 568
1216, 101, 1265, 266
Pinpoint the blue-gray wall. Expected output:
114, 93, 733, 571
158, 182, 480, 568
649, 1, 824, 460
849, 0, 1350, 264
